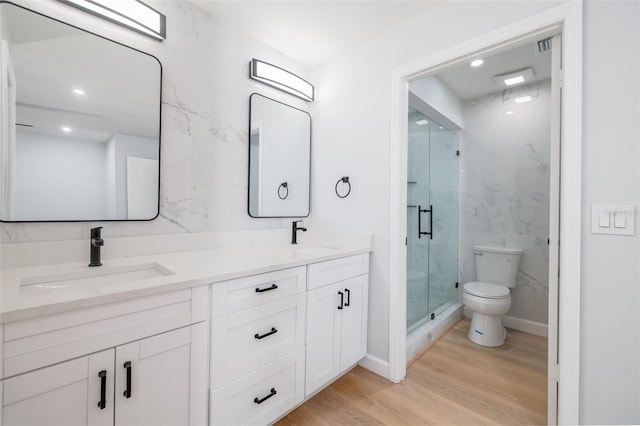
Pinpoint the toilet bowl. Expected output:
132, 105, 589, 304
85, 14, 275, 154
463, 245, 522, 347
463, 282, 511, 347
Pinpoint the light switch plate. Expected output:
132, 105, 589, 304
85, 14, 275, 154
591, 205, 635, 235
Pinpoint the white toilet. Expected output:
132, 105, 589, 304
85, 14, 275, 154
463, 245, 523, 347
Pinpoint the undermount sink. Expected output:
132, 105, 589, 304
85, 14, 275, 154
20, 263, 174, 296
291, 245, 338, 256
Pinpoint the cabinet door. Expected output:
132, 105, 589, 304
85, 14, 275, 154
115, 323, 207, 426
305, 282, 341, 397
340, 275, 369, 371
2, 349, 114, 426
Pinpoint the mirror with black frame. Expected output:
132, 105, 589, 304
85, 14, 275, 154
248, 93, 311, 218
0, 1, 161, 222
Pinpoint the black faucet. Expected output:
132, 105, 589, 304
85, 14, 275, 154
89, 226, 104, 267
291, 220, 307, 245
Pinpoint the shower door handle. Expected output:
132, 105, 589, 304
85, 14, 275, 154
418, 205, 433, 240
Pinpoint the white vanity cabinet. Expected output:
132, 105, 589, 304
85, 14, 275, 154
0, 287, 209, 426
305, 254, 369, 397
209, 267, 306, 426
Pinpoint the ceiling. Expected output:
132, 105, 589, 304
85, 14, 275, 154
192, 1, 443, 66
436, 40, 553, 100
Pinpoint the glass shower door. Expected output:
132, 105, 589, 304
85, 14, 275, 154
406, 108, 430, 331
427, 124, 459, 316
406, 108, 459, 332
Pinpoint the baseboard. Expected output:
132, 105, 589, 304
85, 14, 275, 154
502, 315, 548, 337
359, 354, 393, 381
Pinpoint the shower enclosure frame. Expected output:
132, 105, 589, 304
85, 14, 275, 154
385, 4, 583, 425
405, 107, 459, 334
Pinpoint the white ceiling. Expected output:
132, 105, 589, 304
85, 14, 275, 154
436, 41, 553, 100
192, 1, 443, 66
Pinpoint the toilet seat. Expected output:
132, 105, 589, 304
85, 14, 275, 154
464, 281, 509, 299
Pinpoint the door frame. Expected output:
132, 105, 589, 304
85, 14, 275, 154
387, 3, 582, 424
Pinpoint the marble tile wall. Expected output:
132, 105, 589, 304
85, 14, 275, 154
459, 80, 551, 325
1, 0, 310, 244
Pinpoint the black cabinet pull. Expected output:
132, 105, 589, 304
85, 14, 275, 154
123, 361, 132, 399
338, 291, 344, 310
253, 388, 277, 405
255, 284, 278, 293
345, 288, 351, 307
254, 327, 278, 340
98, 370, 107, 409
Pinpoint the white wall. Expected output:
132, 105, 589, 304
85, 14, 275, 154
14, 128, 108, 220
409, 76, 464, 128
310, 0, 566, 368
460, 80, 551, 326
580, 1, 640, 423
0, 0, 310, 241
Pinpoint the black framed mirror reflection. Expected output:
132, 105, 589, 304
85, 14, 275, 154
248, 93, 311, 218
0, 1, 162, 222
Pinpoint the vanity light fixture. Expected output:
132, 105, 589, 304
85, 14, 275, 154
515, 95, 532, 104
470, 59, 484, 67
415, 119, 429, 125
250, 59, 315, 102
493, 68, 534, 88
61, 126, 72, 132
57, 0, 166, 41
72, 88, 86, 95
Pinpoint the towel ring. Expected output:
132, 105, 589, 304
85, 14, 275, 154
335, 176, 351, 199
278, 182, 289, 200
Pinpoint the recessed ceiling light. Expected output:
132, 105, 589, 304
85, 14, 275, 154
470, 59, 484, 67
61, 126, 72, 132
415, 120, 429, 125
506, 111, 515, 115
73, 88, 86, 95
505, 76, 525, 86
493, 68, 534, 88
515, 95, 532, 103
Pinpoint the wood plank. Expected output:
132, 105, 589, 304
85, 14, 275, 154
278, 319, 547, 425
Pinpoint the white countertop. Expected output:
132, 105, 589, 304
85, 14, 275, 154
0, 241, 370, 324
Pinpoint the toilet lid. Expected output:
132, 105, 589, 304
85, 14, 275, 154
464, 281, 510, 299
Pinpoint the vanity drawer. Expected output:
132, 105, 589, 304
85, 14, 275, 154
210, 293, 305, 389
307, 254, 369, 290
2, 286, 208, 378
209, 347, 305, 426
211, 266, 305, 317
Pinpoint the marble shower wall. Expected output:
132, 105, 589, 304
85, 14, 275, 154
459, 80, 551, 325
1, 0, 310, 244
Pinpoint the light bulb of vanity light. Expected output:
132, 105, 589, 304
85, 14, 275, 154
57, 0, 166, 41
515, 95, 532, 103
250, 59, 314, 102
73, 88, 86, 95
470, 59, 484, 67
61, 126, 72, 132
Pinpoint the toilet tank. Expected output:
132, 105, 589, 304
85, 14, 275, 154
473, 245, 523, 288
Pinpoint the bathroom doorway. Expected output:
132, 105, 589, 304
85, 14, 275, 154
406, 107, 459, 334
388, 5, 583, 424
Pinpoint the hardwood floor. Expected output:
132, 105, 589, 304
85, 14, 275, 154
278, 319, 547, 425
